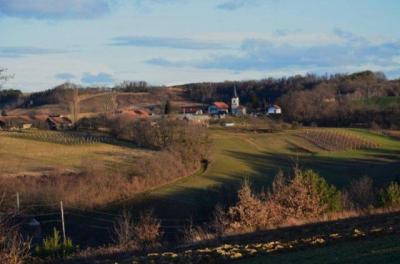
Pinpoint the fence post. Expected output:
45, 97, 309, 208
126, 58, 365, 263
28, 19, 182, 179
60, 201, 66, 245
16, 192, 20, 213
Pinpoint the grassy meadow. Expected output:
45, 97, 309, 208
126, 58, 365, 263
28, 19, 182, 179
0, 130, 148, 177
119, 127, 400, 220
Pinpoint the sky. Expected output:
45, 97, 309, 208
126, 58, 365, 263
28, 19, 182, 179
0, 0, 399, 91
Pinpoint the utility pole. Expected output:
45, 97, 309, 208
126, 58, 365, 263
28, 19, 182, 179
60, 201, 66, 245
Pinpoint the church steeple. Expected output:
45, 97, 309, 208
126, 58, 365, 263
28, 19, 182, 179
231, 85, 239, 111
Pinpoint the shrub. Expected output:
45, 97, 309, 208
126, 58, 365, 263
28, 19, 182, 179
379, 181, 400, 207
133, 210, 163, 252
217, 169, 342, 234
113, 210, 135, 247
114, 210, 163, 252
35, 228, 76, 259
0, 221, 30, 264
296, 169, 342, 212
345, 176, 376, 210
224, 180, 269, 232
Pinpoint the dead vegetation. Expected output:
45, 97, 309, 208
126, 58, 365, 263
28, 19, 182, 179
113, 210, 163, 252
0, 200, 31, 264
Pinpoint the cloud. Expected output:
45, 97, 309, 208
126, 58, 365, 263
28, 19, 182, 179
216, 0, 260, 10
111, 36, 227, 50
146, 58, 185, 67
145, 29, 400, 73
0, 0, 111, 19
55, 73, 76, 80
81, 72, 114, 84
0, 47, 68, 58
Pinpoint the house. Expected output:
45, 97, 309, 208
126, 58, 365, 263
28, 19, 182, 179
178, 114, 210, 126
0, 115, 33, 130
208, 102, 229, 116
267, 105, 282, 115
181, 105, 203, 115
47, 115, 73, 130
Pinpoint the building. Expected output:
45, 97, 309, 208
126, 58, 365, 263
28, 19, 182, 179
208, 102, 229, 116
181, 105, 203, 115
47, 115, 73, 130
0, 115, 33, 130
178, 114, 210, 126
231, 86, 247, 116
267, 105, 282, 115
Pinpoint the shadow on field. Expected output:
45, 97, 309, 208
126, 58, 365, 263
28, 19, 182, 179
61, 210, 400, 264
51, 144, 400, 249
227, 149, 400, 188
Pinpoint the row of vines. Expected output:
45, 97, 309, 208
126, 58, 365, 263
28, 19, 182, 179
0, 130, 114, 145
297, 129, 380, 151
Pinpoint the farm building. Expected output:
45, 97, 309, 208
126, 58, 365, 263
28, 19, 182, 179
208, 102, 229, 116
267, 105, 282, 115
178, 114, 210, 126
181, 105, 203, 115
0, 115, 33, 130
47, 115, 73, 130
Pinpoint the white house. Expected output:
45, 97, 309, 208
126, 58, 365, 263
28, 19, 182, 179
267, 105, 282, 115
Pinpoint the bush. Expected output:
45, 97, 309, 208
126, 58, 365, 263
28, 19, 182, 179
35, 228, 77, 259
217, 169, 342, 234
379, 181, 400, 207
296, 169, 342, 212
114, 210, 163, 252
0, 219, 30, 264
344, 176, 376, 210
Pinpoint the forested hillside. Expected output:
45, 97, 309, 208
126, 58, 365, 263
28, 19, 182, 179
181, 71, 400, 127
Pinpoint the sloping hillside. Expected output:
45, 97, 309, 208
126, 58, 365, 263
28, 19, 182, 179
6, 87, 195, 117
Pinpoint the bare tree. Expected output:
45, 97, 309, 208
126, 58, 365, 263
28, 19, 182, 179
0, 68, 14, 89
69, 85, 80, 124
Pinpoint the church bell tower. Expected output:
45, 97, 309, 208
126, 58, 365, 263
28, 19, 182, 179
231, 86, 239, 112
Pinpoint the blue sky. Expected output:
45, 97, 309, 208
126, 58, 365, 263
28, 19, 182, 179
0, 0, 399, 91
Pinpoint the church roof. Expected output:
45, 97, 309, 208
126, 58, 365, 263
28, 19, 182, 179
233, 85, 238, 98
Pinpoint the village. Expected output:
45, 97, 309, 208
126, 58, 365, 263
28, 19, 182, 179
0, 86, 282, 132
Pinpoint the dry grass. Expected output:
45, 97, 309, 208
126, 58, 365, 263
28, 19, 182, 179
0, 131, 147, 177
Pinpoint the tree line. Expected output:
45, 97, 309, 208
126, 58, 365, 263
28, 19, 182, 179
182, 71, 400, 128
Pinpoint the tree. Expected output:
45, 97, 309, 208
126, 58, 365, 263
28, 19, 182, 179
0, 68, 13, 89
164, 99, 172, 115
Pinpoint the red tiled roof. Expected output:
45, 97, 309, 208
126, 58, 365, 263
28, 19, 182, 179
213, 102, 229, 109
48, 116, 72, 125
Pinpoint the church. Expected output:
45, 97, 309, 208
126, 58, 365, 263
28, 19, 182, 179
230, 86, 247, 116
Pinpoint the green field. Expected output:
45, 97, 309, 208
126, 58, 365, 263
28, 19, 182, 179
119, 128, 400, 219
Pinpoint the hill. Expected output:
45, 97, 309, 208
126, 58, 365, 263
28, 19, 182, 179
117, 127, 400, 222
